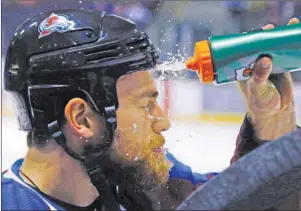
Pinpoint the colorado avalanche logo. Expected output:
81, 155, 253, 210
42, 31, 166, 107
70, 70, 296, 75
38, 13, 75, 39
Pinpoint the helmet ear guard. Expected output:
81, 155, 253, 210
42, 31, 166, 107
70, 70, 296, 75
28, 82, 118, 131
8, 91, 32, 131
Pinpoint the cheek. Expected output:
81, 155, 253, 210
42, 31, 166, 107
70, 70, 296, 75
114, 108, 152, 160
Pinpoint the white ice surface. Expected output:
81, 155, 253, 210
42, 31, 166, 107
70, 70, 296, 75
1, 117, 239, 173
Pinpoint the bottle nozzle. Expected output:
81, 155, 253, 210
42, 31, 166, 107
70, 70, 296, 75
185, 40, 214, 83
186, 57, 198, 70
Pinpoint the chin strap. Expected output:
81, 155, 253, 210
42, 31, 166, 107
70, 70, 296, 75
47, 105, 120, 210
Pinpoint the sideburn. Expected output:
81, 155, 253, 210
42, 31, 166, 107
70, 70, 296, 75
82, 129, 111, 158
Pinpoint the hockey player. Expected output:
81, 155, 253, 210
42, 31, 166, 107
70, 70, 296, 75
2, 9, 299, 210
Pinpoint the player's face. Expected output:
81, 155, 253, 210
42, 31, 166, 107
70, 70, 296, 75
110, 71, 172, 190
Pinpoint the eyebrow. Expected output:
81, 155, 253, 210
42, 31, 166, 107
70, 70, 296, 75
138, 90, 159, 98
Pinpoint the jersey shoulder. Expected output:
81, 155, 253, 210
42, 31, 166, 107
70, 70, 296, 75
2, 175, 50, 210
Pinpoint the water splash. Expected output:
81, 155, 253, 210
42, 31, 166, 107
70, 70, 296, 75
154, 54, 188, 73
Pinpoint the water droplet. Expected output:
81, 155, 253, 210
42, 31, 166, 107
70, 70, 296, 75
132, 123, 138, 132
167, 20, 171, 23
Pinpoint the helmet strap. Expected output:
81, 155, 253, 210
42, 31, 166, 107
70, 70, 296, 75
47, 105, 120, 210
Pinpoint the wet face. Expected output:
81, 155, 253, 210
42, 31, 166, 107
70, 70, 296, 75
110, 71, 172, 190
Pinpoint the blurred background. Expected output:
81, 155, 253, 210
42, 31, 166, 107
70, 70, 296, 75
2, 0, 301, 172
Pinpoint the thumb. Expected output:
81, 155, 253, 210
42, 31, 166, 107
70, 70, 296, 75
247, 57, 281, 111
250, 57, 272, 85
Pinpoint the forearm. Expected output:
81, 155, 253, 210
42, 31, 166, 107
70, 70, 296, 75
230, 115, 270, 164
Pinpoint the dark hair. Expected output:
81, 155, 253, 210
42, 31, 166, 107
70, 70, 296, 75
27, 130, 50, 147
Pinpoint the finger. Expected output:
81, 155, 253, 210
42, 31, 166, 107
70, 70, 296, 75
288, 17, 299, 25
247, 57, 281, 112
262, 24, 275, 30
251, 57, 273, 85
270, 73, 294, 108
248, 77, 281, 113
237, 57, 273, 97
239, 57, 281, 112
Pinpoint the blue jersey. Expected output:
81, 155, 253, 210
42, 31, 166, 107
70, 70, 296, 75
2, 152, 218, 210
2, 159, 64, 210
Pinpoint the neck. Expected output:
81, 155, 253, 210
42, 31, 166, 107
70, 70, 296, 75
20, 141, 99, 207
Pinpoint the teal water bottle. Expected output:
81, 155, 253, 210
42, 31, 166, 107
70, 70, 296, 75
186, 23, 301, 84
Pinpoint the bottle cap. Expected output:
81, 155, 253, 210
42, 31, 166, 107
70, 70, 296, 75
186, 40, 214, 83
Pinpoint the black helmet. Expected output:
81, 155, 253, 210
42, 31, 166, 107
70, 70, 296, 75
4, 8, 158, 132
4, 9, 159, 202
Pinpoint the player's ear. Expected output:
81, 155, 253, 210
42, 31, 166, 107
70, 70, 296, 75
64, 98, 94, 139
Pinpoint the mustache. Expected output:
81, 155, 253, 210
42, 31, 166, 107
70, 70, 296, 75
149, 134, 165, 148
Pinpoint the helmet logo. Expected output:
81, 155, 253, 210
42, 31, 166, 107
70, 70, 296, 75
38, 13, 75, 39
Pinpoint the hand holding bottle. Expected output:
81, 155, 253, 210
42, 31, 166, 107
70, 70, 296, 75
237, 18, 299, 140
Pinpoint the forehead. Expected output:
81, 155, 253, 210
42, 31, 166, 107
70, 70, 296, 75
116, 71, 156, 96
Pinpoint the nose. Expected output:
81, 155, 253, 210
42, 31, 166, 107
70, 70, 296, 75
151, 103, 171, 133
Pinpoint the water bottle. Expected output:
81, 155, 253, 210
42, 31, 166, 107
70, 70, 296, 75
186, 23, 301, 84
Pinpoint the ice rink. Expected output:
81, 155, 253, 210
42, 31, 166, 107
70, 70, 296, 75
1, 117, 240, 174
